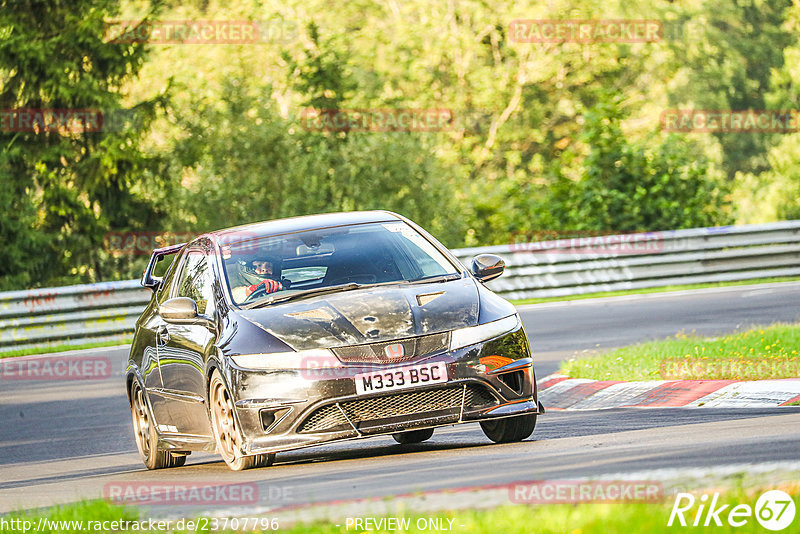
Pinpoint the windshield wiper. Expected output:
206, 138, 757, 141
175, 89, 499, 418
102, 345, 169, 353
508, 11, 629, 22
241, 282, 362, 309
241, 275, 461, 309
406, 273, 462, 285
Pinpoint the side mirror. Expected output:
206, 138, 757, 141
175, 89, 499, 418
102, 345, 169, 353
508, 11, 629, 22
471, 254, 505, 283
161, 297, 198, 321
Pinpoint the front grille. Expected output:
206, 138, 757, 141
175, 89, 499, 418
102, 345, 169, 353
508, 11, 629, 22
332, 332, 450, 364
297, 384, 497, 433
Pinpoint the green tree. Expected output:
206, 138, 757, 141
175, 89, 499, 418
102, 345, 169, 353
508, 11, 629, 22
549, 96, 731, 232
170, 79, 465, 246
0, 0, 168, 289
668, 0, 795, 179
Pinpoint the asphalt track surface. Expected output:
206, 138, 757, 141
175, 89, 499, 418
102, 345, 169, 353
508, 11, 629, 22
2, 282, 800, 517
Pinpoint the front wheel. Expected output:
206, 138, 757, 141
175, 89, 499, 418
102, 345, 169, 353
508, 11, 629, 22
209, 370, 275, 471
480, 414, 537, 443
130, 381, 187, 469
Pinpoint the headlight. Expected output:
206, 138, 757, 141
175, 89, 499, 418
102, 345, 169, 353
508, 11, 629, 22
449, 314, 520, 351
231, 349, 339, 370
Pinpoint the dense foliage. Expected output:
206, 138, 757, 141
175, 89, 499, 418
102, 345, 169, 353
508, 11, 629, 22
1, 0, 798, 289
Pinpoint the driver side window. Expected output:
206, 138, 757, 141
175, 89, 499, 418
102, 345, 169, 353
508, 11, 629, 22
176, 251, 215, 316
156, 251, 182, 306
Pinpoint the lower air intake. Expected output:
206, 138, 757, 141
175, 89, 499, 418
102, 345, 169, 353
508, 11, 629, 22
298, 384, 497, 433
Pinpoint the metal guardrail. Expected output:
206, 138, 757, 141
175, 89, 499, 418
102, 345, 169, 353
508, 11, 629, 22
0, 280, 149, 354
2, 221, 799, 353
452, 220, 800, 300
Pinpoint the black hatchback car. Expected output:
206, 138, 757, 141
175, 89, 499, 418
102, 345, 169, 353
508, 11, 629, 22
127, 211, 542, 470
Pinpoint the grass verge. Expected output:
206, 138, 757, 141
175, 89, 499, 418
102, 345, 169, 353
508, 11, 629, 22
3, 484, 797, 533
0, 500, 137, 533
0, 338, 132, 359
560, 323, 800, 381
510, 276, 800, 305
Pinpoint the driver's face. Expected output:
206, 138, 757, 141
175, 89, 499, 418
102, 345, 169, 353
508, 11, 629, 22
252, 260, 273, 276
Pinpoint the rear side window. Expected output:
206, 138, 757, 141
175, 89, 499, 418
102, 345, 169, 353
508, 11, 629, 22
153, 252, 178, 278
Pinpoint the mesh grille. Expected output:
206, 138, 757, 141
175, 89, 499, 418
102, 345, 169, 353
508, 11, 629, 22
332, 332, 450, 364
298, 384, 497, 433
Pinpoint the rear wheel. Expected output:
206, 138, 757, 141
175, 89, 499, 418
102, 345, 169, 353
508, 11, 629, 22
480, 414, 537, 443
130, 381, 187, 469
392, 428, 434, 444
209, 370, 275, 471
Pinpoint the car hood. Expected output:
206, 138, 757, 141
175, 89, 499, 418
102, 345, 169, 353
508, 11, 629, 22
238, 278, 479, 350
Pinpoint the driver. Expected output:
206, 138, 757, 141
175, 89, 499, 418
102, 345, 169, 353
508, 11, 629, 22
231, 257, 283, 302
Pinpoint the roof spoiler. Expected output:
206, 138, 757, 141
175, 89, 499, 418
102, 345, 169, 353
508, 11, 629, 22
141, 242, 186, 290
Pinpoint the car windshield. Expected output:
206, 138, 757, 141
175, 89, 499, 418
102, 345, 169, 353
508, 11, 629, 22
220, 221, 461, 307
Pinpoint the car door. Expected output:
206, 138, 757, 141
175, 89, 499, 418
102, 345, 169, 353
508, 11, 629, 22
139, 251, 183, 428
157, 247, 218, 437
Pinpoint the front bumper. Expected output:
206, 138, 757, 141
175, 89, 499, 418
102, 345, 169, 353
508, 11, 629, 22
225, 323, 540, 455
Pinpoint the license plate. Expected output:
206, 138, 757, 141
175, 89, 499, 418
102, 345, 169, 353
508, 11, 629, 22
354, 361, 448, 395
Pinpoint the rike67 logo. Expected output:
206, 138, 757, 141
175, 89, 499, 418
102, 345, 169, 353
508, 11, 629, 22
668, 490, 796, 531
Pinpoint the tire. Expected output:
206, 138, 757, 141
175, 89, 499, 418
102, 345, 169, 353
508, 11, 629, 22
209, 370, 275, 471
130, 381, 187, 469
392, 428, 434, 444
480, 414, 537, 443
